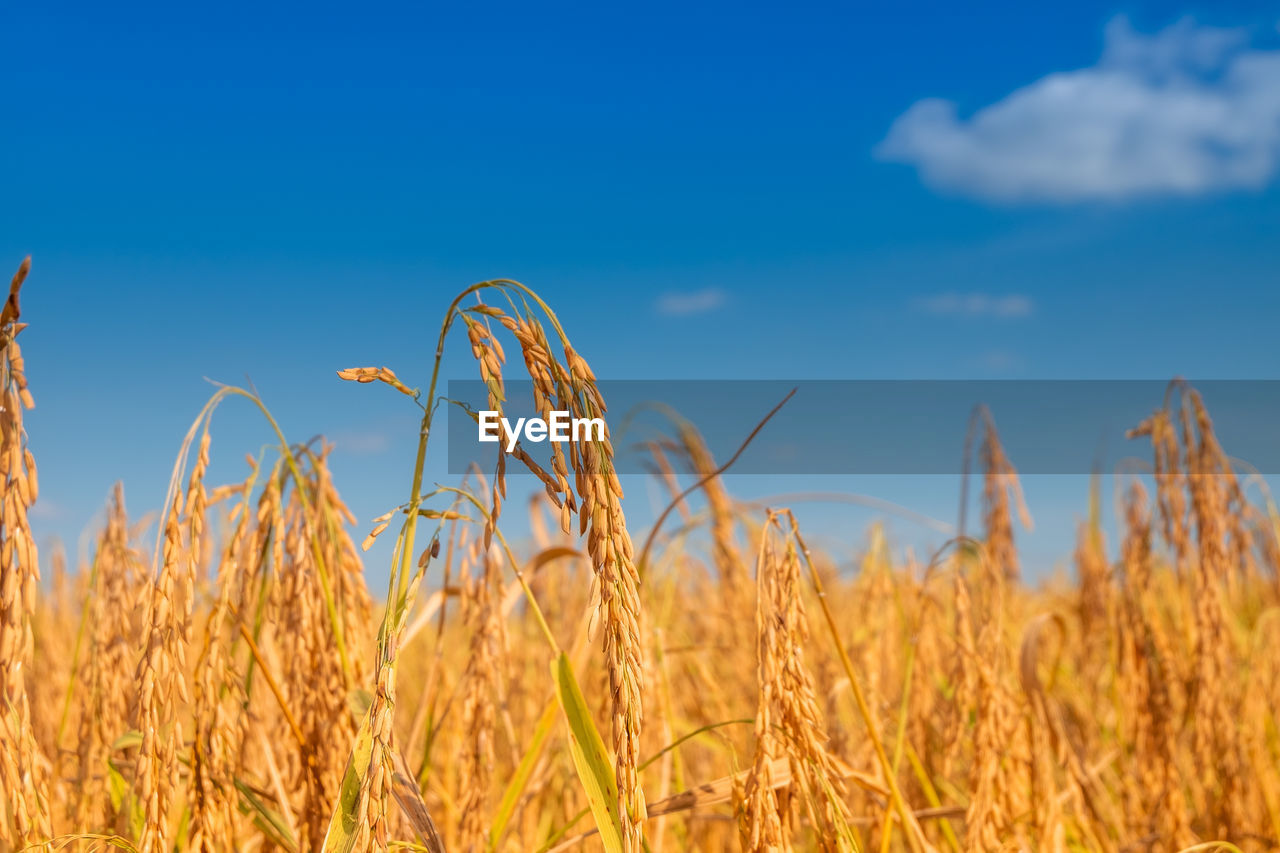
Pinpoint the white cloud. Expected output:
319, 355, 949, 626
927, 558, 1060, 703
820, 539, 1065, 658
656, 287, 727, 316
876, 16, 1280, 202
914, 292, 1033, 318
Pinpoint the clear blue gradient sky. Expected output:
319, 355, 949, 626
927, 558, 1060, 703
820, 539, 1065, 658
5, 1, 1280, 578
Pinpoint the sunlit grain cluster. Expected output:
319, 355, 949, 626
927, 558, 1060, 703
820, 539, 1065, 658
2, 261, 1277, 852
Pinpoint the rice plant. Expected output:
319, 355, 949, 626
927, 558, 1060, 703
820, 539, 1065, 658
2, 259, 1278, 852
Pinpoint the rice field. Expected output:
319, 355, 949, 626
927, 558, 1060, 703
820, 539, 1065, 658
2, 258, 1277, 852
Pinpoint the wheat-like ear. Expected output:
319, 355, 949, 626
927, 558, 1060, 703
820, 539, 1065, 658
0, 257, 53, 848
1116, 481, 1195, 845
561, 349, 648, 852
739, 514, 791, 852
453, 289, 647, 850
189, 461, 261, 851
980, 411, 1030, 587
73, 483, 146, 831
456, 539, 505, 853
1179, 389, 1248, 835
134, 425, 210, 853
740, 514, 855, 852
18, 267, 1280, 851
676, 422, 748, 634
963, 415, 1033, 851
269, 450, 370, 849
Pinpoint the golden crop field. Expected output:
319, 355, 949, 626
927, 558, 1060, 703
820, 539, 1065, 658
1, 258, 1277, 853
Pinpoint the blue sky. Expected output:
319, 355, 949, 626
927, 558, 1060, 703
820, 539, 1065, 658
5, 1, 1280, 577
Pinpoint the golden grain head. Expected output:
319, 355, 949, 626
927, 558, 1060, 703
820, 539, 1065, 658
2, 273, 1277, 852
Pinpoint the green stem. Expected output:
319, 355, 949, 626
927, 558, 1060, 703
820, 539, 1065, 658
385, 278, 566, 634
